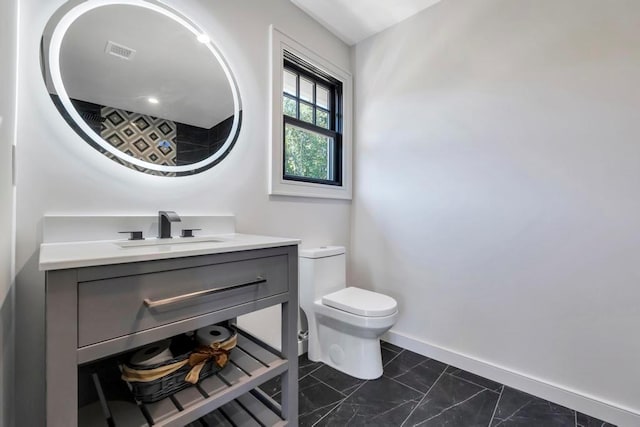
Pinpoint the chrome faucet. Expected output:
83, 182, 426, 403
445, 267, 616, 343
158, 211, 181, 239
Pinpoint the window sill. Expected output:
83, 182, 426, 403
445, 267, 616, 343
269, 178, 352, 200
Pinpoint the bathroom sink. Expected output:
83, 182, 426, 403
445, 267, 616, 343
116, 236, 227, 248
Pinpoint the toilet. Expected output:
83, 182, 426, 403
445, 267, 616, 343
299, 246, 398, 380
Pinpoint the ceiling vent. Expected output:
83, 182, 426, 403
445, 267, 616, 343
105, 41, 136, 60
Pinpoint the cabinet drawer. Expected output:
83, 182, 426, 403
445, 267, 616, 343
78, 254, 288, 347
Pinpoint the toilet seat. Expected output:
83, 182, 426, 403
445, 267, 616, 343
322, 287, 397, 317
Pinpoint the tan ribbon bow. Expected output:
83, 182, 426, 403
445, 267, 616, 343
184, 337, 235, 384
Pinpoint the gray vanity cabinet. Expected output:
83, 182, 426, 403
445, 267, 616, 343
45, 245, 299, 427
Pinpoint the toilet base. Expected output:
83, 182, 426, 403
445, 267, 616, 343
308, 321, 384, 380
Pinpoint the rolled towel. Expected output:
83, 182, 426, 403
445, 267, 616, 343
195, 325, 232, 347
129, 339, 173, 366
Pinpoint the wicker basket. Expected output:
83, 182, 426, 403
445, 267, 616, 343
123, 327, 236, 403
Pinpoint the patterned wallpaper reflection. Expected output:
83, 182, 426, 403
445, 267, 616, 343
100, 107, 178, 166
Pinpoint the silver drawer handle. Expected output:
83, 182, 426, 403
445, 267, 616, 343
143, 276, 266, 309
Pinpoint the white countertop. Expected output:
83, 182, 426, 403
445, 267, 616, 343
39, 233, 301, 271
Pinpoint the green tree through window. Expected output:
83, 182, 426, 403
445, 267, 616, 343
284, 124, 332, 180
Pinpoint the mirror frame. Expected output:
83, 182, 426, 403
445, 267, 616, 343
43, 0, 242, 175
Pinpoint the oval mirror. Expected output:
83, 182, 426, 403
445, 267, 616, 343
41, 0, 242, 176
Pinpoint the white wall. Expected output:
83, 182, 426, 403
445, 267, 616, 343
0, 0, 17, 424
351, 0, 640, 423
15, 0, 350, 425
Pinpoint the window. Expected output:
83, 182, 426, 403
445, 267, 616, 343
282, 57, 342, 186
270, 27, 352, 199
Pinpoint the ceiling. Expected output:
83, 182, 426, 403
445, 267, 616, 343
291, 0, 442, 45
48, 4, 234, 129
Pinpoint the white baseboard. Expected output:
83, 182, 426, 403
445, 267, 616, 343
383, 330, 639, 427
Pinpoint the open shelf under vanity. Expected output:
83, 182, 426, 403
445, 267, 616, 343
80, 330, 288, 427
43, 245, 299, 427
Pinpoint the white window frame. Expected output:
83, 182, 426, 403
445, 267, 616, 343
269, 26, 353, 199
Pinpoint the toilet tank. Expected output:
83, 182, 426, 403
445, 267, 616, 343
299, 246, 346, 305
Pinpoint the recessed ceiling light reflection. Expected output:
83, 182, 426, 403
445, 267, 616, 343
197, 33, 210, 44
148, 97, 159, 104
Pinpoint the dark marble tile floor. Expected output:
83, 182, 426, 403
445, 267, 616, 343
260, 341, 616, 427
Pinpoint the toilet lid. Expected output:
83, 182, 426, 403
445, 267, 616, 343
322, 287, 397, 317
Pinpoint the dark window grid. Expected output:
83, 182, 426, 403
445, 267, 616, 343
283, 76, 331, 128
285, 62, 337, 126
283, 59, 343, 186
283, 67, 342, 133
282, 116, 342, 186
283, 93, 331, 127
